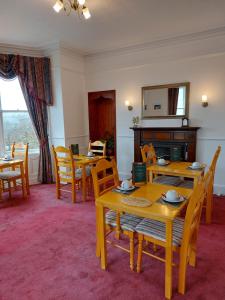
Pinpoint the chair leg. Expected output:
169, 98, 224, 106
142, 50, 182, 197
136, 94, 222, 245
8, 181, 12, 199
178, 250, 188, 295
56, 180, 61, 199
72, 182, 76, 203
206, 192, 213, 224
129, 232, 134, 271
137, 234, 144, 273
189, 231, 197, 267
96, 208, 101, 257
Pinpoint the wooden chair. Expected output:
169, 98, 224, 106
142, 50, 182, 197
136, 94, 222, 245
204, 145, 221, 224
11, 142, 30, 195
0, 143, 28, 199
135, 174, 208, 295
140, 144, 157, 165
52, 145, 83, 203
88, 140, 106, 156
140, 143, 182, 186
92, 158, 143, 270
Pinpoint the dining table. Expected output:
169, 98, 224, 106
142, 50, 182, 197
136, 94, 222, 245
73, 154, 105, 201
0, 158, 26, 198
95, 183, 193, 299
148, 161, 205, 188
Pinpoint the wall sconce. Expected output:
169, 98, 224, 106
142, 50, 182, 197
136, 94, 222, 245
125, 100, 133, 111
202, 95, 208, 107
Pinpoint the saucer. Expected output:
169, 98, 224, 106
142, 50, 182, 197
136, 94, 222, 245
189, 165, 202, 170
117, 186, 135, 191
162, 194, 185, 203
157, 161, 170, 166
2, 158, 13, 161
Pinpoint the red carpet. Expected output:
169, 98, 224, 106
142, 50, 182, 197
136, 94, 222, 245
0, 185, 225, 300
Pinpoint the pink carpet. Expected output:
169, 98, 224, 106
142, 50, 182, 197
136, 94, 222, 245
0, 185, 225, 300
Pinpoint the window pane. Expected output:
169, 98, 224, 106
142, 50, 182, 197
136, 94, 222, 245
0, 77, 27, 110
3, 112, 39, 151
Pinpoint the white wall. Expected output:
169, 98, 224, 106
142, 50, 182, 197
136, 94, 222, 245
60, 49, 89, 154
85, 34, 225, 194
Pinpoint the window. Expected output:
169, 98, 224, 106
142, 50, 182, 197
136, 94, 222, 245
176, 87, 186, 115
0, 77, 39, 153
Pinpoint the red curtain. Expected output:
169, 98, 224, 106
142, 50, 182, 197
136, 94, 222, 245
168, 88, 179, 115
0, 54, 53, 183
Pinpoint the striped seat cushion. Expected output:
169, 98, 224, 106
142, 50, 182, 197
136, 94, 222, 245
75, 166, 91, 178
178, 180, 194, 189
0, 170, 21, 180
105, 210, 143, 232
153, 175, 182, 186
135, 217, 184, 246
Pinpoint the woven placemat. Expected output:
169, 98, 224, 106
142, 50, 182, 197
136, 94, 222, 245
121, 196, 152, 207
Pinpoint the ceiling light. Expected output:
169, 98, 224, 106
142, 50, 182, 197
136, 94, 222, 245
78, 0, 85, 5
53, 0, 91, 19
53, 0, 63, 13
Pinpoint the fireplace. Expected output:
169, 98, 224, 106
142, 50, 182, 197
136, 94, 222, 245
131, 127, 200, 162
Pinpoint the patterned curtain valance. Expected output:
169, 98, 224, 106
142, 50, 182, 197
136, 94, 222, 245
0, 54, 53, 106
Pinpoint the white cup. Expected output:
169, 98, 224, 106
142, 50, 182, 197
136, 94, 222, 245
87, 151, 93, 157
121, 179, 132, 190
166, 190, 178, 201
192, 161, 201, 169
4, 154, 10, 160
158, 158, 166, 165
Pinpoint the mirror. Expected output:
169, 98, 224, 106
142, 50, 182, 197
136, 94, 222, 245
142, 82, 190, 119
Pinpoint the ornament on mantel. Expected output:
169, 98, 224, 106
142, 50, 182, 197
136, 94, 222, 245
132, 116, 140, 127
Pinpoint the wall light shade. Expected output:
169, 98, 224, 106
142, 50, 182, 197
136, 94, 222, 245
53, 0, 63, 13
125, 100, 133, 111
202, 95, 208, 107
82, 7, 91, 19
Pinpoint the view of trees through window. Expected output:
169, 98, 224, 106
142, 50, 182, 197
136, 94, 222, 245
0, 77, 39, 152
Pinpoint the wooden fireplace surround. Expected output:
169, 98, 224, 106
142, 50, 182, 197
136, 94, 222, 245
131, 127, 200, 162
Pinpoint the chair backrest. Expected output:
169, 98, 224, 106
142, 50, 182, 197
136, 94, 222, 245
52, 145, 75, 184
91, 158, 120, 198
70, 144, 79, 155
209, 146, 221, 176
181, 178, 206, 255
11, 142, 29, 174
88, 140, 106, 156
140, 144, 157, 165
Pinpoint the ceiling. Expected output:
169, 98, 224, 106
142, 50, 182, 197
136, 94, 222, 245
1, 0, 225, 55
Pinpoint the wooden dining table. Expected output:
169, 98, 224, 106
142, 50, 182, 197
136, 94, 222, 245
73, 154, 105, 201
0, 159, 26, 198
148, 161, 205, 188
95, 183, 193, 299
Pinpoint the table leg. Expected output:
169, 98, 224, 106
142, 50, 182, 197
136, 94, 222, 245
82, 165, 87, 201
165, 220, 173, 300
98, 204, 107, 270
193, 177, 198, 189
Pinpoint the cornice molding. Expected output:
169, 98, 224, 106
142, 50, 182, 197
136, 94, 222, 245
1, 25, 225, 59
0, 43, 45, 57
85, 26, 225, 59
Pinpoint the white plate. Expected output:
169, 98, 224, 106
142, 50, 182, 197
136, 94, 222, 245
2, 158, 13, 161
162, 195, 185, 203
117, 186, 135, 191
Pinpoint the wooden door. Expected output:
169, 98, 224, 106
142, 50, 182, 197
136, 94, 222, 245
88, 90, 116, 158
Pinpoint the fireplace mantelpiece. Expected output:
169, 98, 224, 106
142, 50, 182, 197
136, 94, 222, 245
130, 127, 200, 162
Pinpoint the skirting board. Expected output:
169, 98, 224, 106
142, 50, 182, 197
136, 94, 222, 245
119, 172, 225, 196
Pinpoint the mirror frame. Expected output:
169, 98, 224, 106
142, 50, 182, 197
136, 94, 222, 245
141, 82, 190, 119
